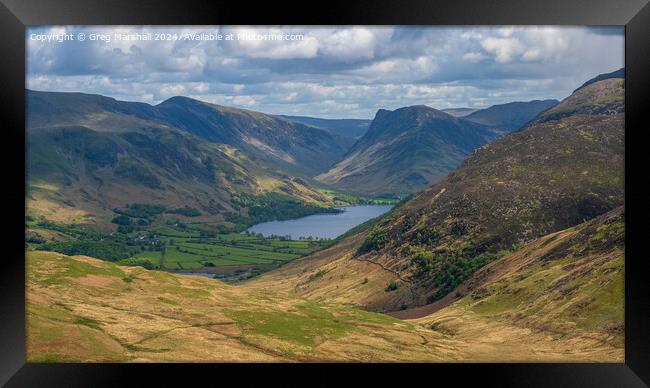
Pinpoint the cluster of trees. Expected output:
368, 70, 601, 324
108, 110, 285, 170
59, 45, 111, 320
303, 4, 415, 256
414, 246, 507, 304
296, 236, 332, 241
26, 233, 45, 244
114, 203, 166, 219
332, 193, 403, 205
167, 206, 201, 217
116, 257, 157, 270
37, 241, 140, 262
228, 192, 342, 231
356, 227, 388, 255
33, 220, 166, 261
385, 280, 399, 292
35, 220, 104, 240
112, 203, 167, 234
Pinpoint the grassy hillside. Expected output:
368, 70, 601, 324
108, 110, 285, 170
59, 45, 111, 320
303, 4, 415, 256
155, 96, 350, 176
27, 250, 622, 362
415, 207, 624, 355
266, 77, 624, 313
25, 250, 453, 362
26, 90, 342, 229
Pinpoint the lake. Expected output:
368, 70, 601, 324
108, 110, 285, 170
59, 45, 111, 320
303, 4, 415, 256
245, 205, 393, 240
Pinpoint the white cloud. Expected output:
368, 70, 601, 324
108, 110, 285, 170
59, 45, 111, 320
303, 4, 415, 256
462, 52, 486, 62
26, 26, 624, 118
192, 82, 209, 93
160, 83, 187, 97
218, 27, 319, 60
480, 37, 525, 63
316, 27, 381, 60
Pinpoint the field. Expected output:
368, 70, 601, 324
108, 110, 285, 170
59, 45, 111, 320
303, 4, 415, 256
137, 226, 327, 271
26, 215, 331, 281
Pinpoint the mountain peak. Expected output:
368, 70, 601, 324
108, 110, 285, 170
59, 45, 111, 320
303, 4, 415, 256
157, 95, 203, 107
391, 105, 454, 122
574, 67, 624, 93
533, 77, 624, 124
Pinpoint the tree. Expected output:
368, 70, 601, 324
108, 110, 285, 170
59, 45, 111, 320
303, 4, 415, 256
385, 280, 399, 292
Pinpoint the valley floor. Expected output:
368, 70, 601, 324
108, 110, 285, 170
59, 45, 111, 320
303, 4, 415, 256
27, 250, 622, 362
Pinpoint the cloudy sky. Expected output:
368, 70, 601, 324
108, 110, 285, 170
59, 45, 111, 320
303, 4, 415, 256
26, 26, 624, 119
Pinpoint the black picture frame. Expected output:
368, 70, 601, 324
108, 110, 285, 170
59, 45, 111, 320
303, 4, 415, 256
2, 0, 649, 386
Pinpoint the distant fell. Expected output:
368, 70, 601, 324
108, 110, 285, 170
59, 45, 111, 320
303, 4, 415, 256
463, 99, 559, 132
280, 115, 371, 141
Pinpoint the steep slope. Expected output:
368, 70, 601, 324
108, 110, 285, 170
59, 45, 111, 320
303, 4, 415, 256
413, 207, 624, 356
316, 105, 500, 195
280, 115, 371, 141
258, 77, 624, 313
26, 91, 333, 228
27, 250, 622, 362
155, 97, 349, 176
463, 99, 559, 132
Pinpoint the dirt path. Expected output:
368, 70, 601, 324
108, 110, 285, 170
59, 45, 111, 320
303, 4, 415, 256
352, 256, 412, 284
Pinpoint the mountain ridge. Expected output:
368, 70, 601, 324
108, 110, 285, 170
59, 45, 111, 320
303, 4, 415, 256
463, 99, 559, 132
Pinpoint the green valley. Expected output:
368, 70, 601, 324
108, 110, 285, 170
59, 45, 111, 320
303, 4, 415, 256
24, 58, 626, 364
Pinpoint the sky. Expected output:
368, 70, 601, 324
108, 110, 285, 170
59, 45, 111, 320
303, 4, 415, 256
26, 26, 624, 119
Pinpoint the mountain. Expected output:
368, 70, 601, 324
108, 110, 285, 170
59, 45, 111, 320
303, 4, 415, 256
441, 108, 479, 117
463, 99, 559, 132
280, 115, 372, 141
316, 105, 503, 195
261, 76, 623, 313
155, 97, 349, 176
26, 90, 338, 228
574, 67, 624, 92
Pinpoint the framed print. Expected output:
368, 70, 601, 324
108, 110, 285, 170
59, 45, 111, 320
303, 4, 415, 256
1, 0, 649, 386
